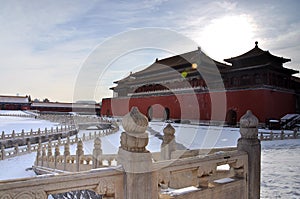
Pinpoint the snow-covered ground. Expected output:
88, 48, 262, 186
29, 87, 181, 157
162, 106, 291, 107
0, 111, 59, 134
0, 114, 299, 198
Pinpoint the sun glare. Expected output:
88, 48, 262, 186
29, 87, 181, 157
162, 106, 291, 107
198, 15, 257, 61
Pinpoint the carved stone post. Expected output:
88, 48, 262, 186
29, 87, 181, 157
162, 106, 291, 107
117, 107, 158, 199
280, 130, 284, 140
21, 129, 25, 139
55, 144, 60, 169
64, 143, 70, 171
237, 110, 261, 199
42, 147, 46, 167
14, 144, 19, 155
294, 129, 298, 139
36, 144, 41, 166
47, 141, 52, 168
161, 124, 176, 160
93, 137, 103, 169
1, 145, 5, 160
27, 141, 31, 153
76, 140, 84, 172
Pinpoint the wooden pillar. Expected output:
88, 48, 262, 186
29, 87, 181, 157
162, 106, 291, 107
237, 110, 261, 199
117, 107, 158, 199
161, 124, 176, 160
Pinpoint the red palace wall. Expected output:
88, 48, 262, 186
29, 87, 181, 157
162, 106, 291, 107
101, 88, 296, 122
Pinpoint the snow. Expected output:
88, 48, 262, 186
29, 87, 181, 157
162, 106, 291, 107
163, 186, 201, 196
0, 110, 31, 116
0, 114, 299, 198
214, 177, 235, 184
0, 115, 59, 135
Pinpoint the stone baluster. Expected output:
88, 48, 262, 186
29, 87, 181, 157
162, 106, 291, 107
56, 126, 59, 132
237, 110, 261, 199
280, 130, 284, 140
36, 144, 41, 166
161, 124, 176, 160
21, 129, 25, 139
117, 107, 158, 199
260, 131, 264, 140
270, 130, 273, 140
64, 143, 70, 171
45, 128, 48, 136
55, 144, 60, 169
38, 128, 41, 135
58, 136, 61, 145
76, 140, 84, 172
82, 133, 86, 141
14, 144, 19, 156
47, 141, 53, 168
30, 129, 33, 136
67, 136, 70, 144
27, 141, 31, 153
1, 145, 5, 160
93, 137, 103, 169
51, 127, 53, 134
294, 129, 298, 139
1, 131, 4, 140
42, 146, 46, 167
12, 130, 15, 139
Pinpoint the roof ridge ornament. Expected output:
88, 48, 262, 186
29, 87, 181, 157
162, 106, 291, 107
255, 41, 258, 48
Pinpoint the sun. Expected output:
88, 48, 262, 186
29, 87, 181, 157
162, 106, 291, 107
197, 15, 257, 61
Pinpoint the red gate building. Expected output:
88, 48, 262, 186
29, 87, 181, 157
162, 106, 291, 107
101, 42, 300, 124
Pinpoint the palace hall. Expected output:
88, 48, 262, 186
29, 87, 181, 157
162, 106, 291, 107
101, 42, 300, 124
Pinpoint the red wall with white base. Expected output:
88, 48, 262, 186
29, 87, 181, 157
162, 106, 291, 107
101, 88, 296, 122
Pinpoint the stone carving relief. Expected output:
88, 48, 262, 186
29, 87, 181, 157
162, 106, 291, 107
0, 190, 47, 199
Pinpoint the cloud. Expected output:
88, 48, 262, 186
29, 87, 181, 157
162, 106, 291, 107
0, 0, 299, 101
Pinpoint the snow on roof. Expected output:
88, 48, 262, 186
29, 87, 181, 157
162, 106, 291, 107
31, 102, 100, 108
281, 114, 299, 121
0, 95, 29, 103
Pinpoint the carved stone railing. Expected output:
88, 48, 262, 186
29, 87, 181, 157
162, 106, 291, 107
0, 125, 75, 140
34, 138, 118, 173
0, 167, 124, 199
156, 150, 248, 198
0, 108, 261, 199
38, 114, 112, 126
259, 129, 298, 140
0, 123, 119, 160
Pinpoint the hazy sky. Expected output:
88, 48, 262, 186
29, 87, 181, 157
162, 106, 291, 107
0, 0, 299, 102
